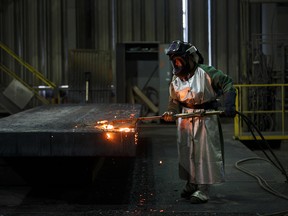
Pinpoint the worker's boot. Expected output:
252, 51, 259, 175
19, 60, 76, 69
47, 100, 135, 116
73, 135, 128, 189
190, 184, 209, 204
180, 182, 198, 199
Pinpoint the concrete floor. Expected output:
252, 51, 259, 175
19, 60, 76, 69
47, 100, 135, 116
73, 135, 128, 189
138, 121, 288, 215
0, 120, 288, 216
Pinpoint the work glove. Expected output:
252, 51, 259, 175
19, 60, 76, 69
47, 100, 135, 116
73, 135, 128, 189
162, 111, 176, 122
224, 91, 236, 117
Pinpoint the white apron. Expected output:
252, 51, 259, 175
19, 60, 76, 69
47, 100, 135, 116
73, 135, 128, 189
170, 67, 225, 184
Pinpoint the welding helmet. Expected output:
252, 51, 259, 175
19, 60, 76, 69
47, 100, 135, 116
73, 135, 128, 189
165, 40, 198, 77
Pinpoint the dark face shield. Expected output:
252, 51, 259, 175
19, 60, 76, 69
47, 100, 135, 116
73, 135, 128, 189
166, 40, 198, 80
170, 56, 191, 80
170, 56, 186, 75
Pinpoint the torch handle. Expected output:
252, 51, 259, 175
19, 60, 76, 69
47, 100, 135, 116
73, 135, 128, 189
174, 110, 224, 119
137, 110, 224, 121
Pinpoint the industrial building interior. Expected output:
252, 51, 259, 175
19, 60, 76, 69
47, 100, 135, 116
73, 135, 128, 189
0, 0, 288, 215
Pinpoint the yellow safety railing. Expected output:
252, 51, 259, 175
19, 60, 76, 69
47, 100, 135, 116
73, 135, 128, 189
0, 63, 49, 104
234, 84, 288, 140
0, 41, 58, 104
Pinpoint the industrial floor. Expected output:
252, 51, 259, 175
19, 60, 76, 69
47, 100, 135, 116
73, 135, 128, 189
0, 120, 288, 216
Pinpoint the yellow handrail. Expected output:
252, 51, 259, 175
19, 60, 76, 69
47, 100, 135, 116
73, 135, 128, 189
0, 41, 56, 89
234, 84, 288, 140
0, 63, 49, 104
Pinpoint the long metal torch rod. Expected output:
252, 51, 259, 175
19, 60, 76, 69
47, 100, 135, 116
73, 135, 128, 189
137, 110, 224, 121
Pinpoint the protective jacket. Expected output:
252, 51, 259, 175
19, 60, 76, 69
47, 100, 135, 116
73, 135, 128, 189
167, 64, 236, 184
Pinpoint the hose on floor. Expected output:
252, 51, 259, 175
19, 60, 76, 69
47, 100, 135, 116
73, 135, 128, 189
234, 111, 288, 200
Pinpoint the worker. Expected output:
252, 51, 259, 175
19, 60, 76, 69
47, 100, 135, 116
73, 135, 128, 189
162, 40, 236, 204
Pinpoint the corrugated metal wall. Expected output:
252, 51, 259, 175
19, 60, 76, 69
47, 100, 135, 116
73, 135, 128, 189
0, 0, 241, 103
114, 0, 183, 42
188, 0, 209, 62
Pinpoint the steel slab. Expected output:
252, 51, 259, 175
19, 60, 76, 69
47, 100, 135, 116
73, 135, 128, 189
0, 104, 141, 156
